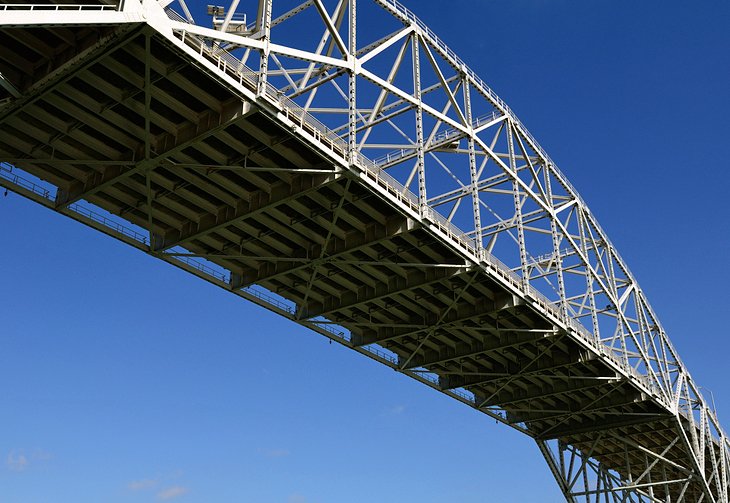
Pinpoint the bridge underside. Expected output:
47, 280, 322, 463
0, 7, 724, 502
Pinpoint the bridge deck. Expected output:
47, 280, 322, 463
1, 5, 726, 502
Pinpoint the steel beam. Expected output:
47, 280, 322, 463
234, 214, 418, 287
153, 171, 341, 251
300, 264, 473, 319
54, 99, 258, 208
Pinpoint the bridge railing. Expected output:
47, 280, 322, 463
0, 162, 51, 199
170, 253, 228, 283
0, 164, 149, 245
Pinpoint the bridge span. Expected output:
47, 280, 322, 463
1, 0, 728, 500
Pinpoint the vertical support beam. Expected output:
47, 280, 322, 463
604, 252, 631, 370
411, 33, 426, 216
145, 168, 154, 247
675, 412, 715, 503
661, 463, 671, 503
645, 453, 656, 501
600, 244, 632, 369
559, 440, 569, 493
604, 250, 632, 368
144, 32, 151, 161
257, 0, 272, 96
720, 434, 729, 503
544, 163, 567, 320
623, 439, 633, 494
463, 76, 482, 255
700, 406, 707, 473
684, 386, 702, 465
536, 439, 577, 503
507, 119, 528, 287
144, 32, 154, 248
576, 203, 601, 346
580, 451, 589, 503
604, 246, 620, 302
635, 299, 667, 397
348, 0, 357, 164
707, 424, 722, 503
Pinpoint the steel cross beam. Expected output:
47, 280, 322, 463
350, 294, 528, 347
233, 214, 419, 287
153, 171, 342, 251
301, 264, 473, 319
54, 100, 259, 210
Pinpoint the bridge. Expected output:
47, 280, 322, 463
1, 0, 728, 500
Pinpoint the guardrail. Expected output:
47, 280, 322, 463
170, 253, 228, 283
241, 285, 296, 315
0, 163, 149, 245
0, 162, 51, 199
68, 202, 148, 244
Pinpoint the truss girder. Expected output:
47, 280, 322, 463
1, 0, 728, 501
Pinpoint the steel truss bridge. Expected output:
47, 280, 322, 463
0, 0, 728, 500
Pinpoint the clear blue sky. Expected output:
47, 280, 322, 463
1, 1, 729, 502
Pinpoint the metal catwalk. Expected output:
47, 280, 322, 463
0, 0, 728, 500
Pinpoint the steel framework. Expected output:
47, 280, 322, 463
0, 0, 728, 501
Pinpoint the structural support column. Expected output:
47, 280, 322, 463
256, 0, 272, 96
720, 433, 729, 503
576, 203, 601, 346
507, 119, 528, 287
603, 232, 630, 369
144, 32, 155, 247
536, 439, 576, 503
144, 31, 152, 160
463, 76, 483, 255
543, 163, 567, 320
348, 0, 357, 164
411, 33, 426, 216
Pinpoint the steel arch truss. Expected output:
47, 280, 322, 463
0, 0, 728, 501
156, 1, 729, 498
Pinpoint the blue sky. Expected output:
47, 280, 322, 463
1, 1, 729, 502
